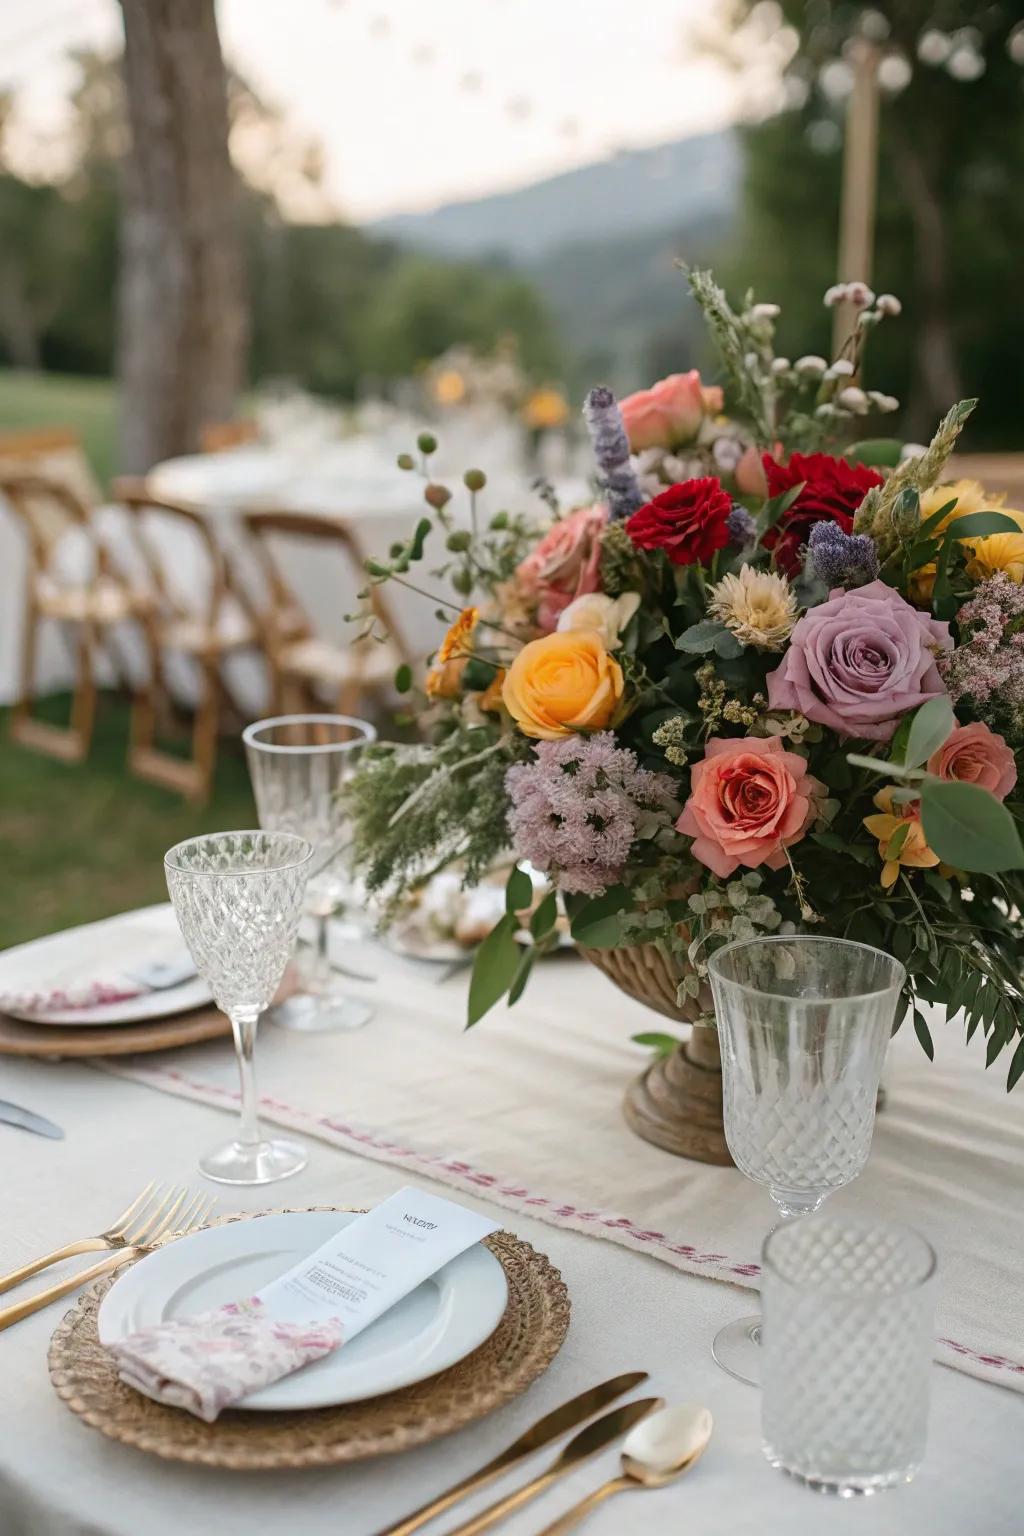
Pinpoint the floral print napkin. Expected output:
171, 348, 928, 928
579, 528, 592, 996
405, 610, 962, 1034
107, 1297, 343, 1421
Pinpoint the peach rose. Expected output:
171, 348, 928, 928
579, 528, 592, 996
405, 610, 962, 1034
926, 721, 1017, 800
502, 630, 624, 740
734, 443, 769, 498
677, 735, 823, 878
516, 502, 608, 633
702, 384, 725, 414
619, 372, 707, 452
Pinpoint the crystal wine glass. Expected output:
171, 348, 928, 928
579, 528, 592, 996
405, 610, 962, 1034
164, 830, 313, 1185
707, 934, 906, 1385
243, 714, 377, 1032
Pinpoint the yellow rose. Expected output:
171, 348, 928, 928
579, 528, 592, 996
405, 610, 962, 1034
910, 480, 1024, 600
502, 630, 624, 740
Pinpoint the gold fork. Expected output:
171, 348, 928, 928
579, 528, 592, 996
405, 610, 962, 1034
0, 1181, 166, 1296
0, 1187, 216, 1331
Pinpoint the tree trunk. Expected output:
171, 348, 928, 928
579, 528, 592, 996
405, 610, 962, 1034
117, 0, 247, 472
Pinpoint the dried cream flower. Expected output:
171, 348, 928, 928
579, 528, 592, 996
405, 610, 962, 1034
708, 564, 798, 652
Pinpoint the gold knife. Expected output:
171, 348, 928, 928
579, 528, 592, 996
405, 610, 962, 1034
441, 1396, 665, 1536
372, 1372, 649, 1536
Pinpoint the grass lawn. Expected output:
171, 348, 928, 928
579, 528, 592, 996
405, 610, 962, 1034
0, 369, 117, 487
0, 693, 257, 950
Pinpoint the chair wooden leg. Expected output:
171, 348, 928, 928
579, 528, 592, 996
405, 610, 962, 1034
127, 619, 161, 766
190, 657, 221, 805
68, 621, 98, 758
336, 675, 365, 720
128, 636, 213, 804
10, 595, 95, 764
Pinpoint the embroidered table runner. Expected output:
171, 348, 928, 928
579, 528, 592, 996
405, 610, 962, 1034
99, 944, 1024, 1394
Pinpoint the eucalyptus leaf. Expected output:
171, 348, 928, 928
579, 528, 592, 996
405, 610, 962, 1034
756, 481, 804, 537
466, 915, 522, 1027
913, 1008, 935, 1061
505, 865, 534, 916
944, 510, 1023, 541
529, 890, 558, 939
631, 1032, 682, 1058
570, 883, 632, 949
507, 946, 535, 1007
1007, 1036, 1024, 1092
846, 438, 903, 468
712, 628, 744, 659
675, 620, 728, 655
920, 780, 1024, 873
899, 696, 955, 770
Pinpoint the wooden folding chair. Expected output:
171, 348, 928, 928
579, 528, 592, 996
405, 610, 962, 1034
241, 510, 410, 720
113, 477, 259, 805
0, 456, 147, 763
199, 419, 260, 454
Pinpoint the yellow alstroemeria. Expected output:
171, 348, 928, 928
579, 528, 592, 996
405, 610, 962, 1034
863, 787, 940, 889
438, 606, 479, 664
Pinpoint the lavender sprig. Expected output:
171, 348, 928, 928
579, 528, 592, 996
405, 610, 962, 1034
583, 386, 644, 523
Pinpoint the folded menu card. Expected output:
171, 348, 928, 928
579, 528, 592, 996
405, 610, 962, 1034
107, 1187, 498, 1420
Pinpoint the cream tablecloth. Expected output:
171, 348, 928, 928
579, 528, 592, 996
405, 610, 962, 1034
0, 943, 1020, 1535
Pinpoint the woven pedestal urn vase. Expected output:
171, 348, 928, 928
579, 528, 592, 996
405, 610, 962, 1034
579, 941, 733, 1166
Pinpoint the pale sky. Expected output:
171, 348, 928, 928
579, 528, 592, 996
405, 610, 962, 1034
0, 0, 792, 221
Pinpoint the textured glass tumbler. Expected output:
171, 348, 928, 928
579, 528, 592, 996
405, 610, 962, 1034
243, 714, 376, 1033
708, 935, 906, 1383
762, 1216, 936, 1494
164, 830, 313, 1185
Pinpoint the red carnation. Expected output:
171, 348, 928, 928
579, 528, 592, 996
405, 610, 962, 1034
626, 476, 731, 567
762, 451, 883, 576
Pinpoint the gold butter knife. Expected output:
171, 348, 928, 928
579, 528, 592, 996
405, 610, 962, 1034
373, 1372, 649, 1536
441, 1396, 665, 1536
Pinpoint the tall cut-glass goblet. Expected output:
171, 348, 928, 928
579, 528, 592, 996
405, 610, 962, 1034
707, 934, 906, 1385
243, 714, 377, 1033
164, 830, 313, 1185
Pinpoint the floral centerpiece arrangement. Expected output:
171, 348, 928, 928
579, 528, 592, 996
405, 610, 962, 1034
345, 270, 1024, 1108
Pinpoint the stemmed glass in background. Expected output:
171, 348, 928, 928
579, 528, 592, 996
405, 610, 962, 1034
164, 829, 313, 1185
243, 714, 377, 1032
707, 934, 906, 1384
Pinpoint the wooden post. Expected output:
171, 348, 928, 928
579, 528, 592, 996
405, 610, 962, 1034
833, 41, 880, 358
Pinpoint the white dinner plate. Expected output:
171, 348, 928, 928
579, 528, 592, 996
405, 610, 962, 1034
0, 904, 212, 1026
98, 1211, 509, 1411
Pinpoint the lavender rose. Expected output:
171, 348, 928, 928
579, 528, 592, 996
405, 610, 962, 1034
766, 580, 952, 742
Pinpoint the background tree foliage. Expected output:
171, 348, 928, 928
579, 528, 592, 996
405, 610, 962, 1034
0, 50, 561, 399
719, 0, 1024, 447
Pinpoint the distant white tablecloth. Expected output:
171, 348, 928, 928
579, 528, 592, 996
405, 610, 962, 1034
1, 437, 589, 708
0, 939, 1020, 1535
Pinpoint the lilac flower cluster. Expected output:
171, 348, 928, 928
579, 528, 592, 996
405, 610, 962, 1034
505, 733, 678, 895
582, 387, 645, 524
726, 504, 757, 553
942, 575, 1024, 748
806, 520, 880, 588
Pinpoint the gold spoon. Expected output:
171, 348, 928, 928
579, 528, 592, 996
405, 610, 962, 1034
534, 1402, 713, 1535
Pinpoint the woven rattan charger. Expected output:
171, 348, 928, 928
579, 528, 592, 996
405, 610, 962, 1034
48, 1206, 570, 1470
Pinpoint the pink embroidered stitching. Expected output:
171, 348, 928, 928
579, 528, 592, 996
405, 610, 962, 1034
118, 1061, 1021, 1380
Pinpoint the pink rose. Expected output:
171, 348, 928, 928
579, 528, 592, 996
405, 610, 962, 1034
516, 502, 608, 633
766, 580, 952, 743
677, 735, 823, 879
619, 372, 707, 452
927, 721, 1017, 800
